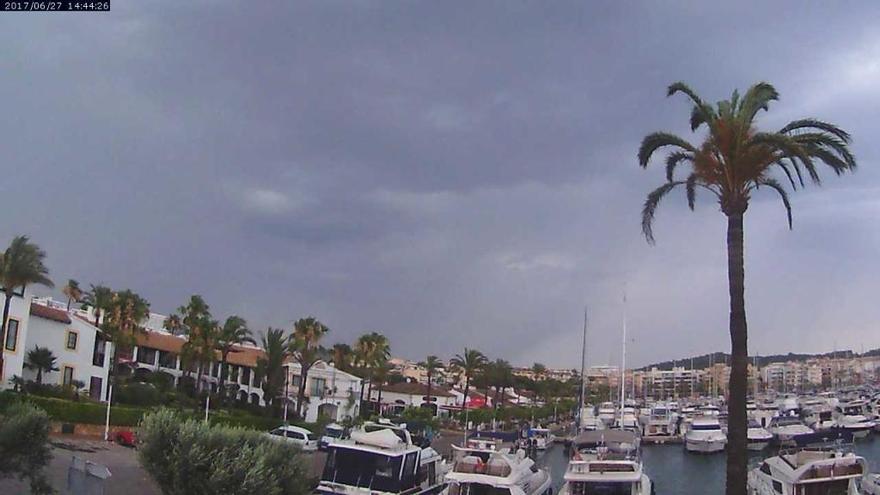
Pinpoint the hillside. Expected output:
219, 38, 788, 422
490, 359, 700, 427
641, 349, 865, 371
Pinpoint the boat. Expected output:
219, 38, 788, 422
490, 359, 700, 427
748, 447, 867, 494
530, 427, 556, 450
317, 421, 447, 495
747, 420, 773, 451
580, 406, 606, 432
859, 474, 880, 494
643, 404, 677, 437
834, 400, 876, 439
559, 430, 652, 495
444, 439, 551, 495
598, 402, 617, 425
684, 416, 726, 453
767, 416, 814, 447
802, 400, 837, 432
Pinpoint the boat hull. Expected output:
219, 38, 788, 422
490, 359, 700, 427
685, 438, 726, 453
747, 440, 770, 451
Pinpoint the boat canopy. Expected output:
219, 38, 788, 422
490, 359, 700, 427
572, 430, 638, 449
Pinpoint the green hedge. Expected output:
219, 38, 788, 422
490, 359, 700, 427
0, 392, 288, 431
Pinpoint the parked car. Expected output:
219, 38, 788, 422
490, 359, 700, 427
319, 423, 345, 450
267, 425, 318, 452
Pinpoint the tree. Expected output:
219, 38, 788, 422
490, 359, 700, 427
639, 81, 856, 495
80, 284, 113, 327
166, 296, 213, 391
256, 328, 289, 408
491, 359, 514, 407
215, 315, 254, 395
330, 343, 354, 373
289, 317, 329, 418
103, 289, 150, 389
531, 362, 547, 380
418, 355, 442, 411
24, 346, 58, 385
372, 362, 391, 414
0, 403, 53, 494
449, 348, 487, 417
62, 279, 83, 311
0, 236, 53, 383
354, 332, 391, 411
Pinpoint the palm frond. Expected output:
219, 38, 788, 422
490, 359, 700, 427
779, 118, 851, 143
754, 178, 792, 229
685, 174, 699, 210
774, 160, 798, 190
665, 151, 693, 181
638, 132, 696, 167
739, 82, 779, 123
641, 181, 685, 244
793, 132, 857, 170
750, 132, 819, 184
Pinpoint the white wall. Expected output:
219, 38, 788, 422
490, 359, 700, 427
24, 313, 112, 400
1, 286, 34, 387
284, 361, 362, 423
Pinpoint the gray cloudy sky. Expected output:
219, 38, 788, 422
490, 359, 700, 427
2, 1, 879, 369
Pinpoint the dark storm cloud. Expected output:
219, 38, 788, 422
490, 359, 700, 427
1, 1, 879, 368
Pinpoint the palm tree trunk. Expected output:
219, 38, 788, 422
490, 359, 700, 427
725, 212, 748, 495
37, 369, 43, 385
462, 376, 470, 424
219, 351, 228, 398
426, 372, 433, 407
297, 366, 309, 419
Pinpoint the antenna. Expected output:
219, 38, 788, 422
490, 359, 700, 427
577, 306, 588, 433
619, 288, 627, 425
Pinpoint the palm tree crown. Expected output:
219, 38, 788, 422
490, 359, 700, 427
640, 81, 856, 243
449, 348, 487, 416
81, 284, 114, 327
25, 346, 59, 385
62, 279, 83, 311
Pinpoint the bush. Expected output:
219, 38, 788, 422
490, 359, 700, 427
0, 402, 54, 494
138, 409, 311, 495
115, 382, 163, 407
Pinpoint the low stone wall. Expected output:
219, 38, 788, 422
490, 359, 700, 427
49, 421, 136, 439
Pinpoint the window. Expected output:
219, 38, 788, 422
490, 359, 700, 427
66, 331, 78, 350
311, 377, 327, 397
241, 367, 251, 385
4, 319, 19, 351
292, 375, 302, 388
158, 351, 177, 368
772, 480, 782, 494
92, 337, 106, 366
63, 366, 74, 386
286, 431, 305, 440
136, 347, 157, 365
89, 377, 102, 400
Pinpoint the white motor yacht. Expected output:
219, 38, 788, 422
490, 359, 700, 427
444, 441, 551, 495
530, 427, 555, 450
835, 400, 876, 439
643, 404, 677, 438
318, 422, 447, 495
802, 400, 837, 432
767, 416, 814, 447
684, 416, 727, 453
747, 420, 773, 451
559, 430, 652, 495
580, 408, 606, 432
748, 448, 866, 495
597, 402, 617, 425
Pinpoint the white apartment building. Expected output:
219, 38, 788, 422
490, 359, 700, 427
1, 289, 112, 400
282, 360, 362, 423
369, 382, 457, 417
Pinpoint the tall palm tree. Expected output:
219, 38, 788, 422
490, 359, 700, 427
373, 362, 391, 415
354, 332, 391, 409
290, 317, 329, 418
491, 359, 513, 407
102, 289, 150, 388
449, 348, 487, 416
167, 295, 213, 391
25, 346, 58, 385
256, 327, 290, 408
81, 284, 113, 327
215, 315, 254, 394
639, 81, 856, 495
62, 279, 83, 311
418, 355, 442, 411
0, 236, 53, 382
330, 343, 354, 372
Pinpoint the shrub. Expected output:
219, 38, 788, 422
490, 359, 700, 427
138, 409, 311, 495
0, 402, 54, 494
115, 382, 162, 407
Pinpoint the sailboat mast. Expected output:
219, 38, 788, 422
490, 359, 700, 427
619, 290, 627, 421
578, 306, 588, 432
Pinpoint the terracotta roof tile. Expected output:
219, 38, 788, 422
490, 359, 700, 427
381, 382, 455, 397
134, 331, 265, 368
29, 303, 71, 324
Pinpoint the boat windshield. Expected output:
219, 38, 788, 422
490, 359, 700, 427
321, 448, 409, 493
567, 481, 635, 495
691, 424, 720, 431
772, 418, 803, 427
794, 479, 850, 495
448, 483, 511, 495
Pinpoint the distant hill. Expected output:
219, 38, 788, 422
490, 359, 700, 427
640, 349, 867, 371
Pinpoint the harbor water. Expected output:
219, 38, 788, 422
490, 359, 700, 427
535, 438, 880, 494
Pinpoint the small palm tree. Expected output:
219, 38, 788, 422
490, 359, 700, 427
103, 289, 150, 387
0, 236, 53, 382
256, 328, 290, 408
330, 343, 354, 372
290, 317, 329, 418
418, 355, 443, 410
62, 279, 83, 311
449, 348, 487, 417
215, 315, 255, 392
168, 295, 213, 391
25, 346, 58, 385
80, 284, 113, 327
639, 81, 856, 495
354, 332, 391, 408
